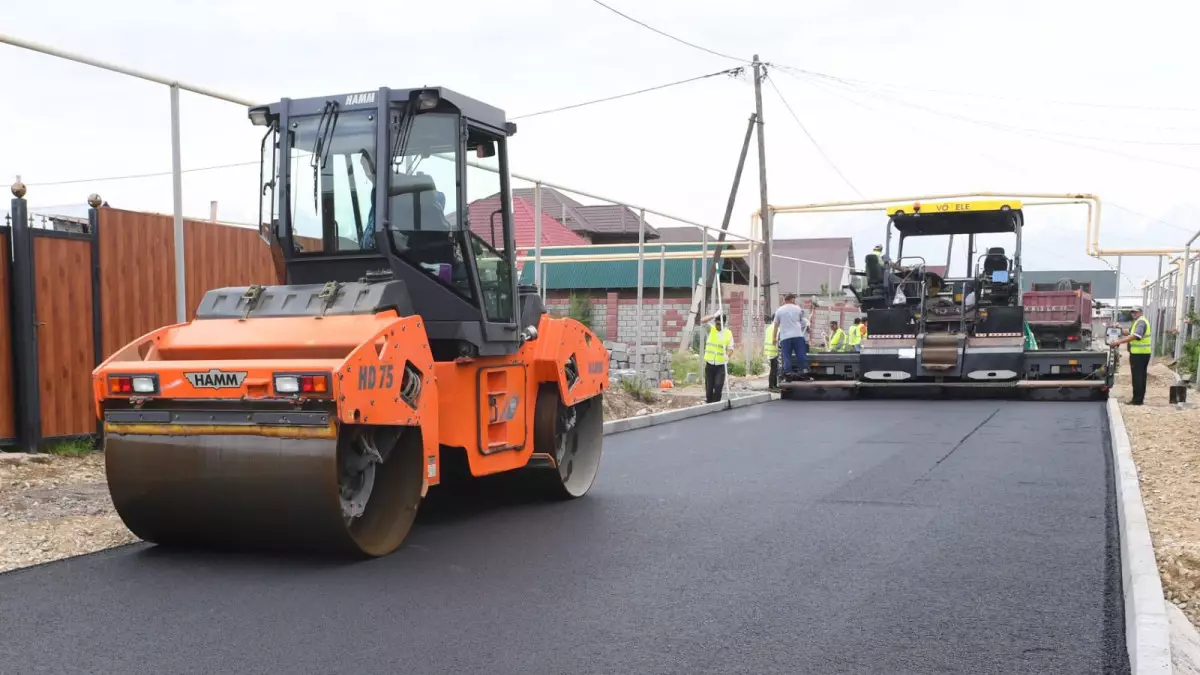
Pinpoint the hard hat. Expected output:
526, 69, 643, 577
1132, 306, 1143, 313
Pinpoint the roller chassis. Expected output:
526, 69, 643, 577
91, 86, 611, 558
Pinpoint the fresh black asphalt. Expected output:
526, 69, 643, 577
0, 400, 1128, 675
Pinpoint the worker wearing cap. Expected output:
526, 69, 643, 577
763, 315, 779, 390
827, 320, 847, 352
701, 312, 734, 403
1111, 307, 1152, 405
848, 317, 863, 352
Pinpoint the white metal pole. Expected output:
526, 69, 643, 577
1152, 256, 1163, 356
700, 228, 709, 319
1115, 255, 1123, 323
636, 209, 645, 376
658, 244, 665, 356
533, 182, 542, 286
170, 84, 187, 323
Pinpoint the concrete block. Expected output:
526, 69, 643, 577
1107, 398, 1173, 674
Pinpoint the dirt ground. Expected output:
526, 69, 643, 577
602, 386, 704, 421
1112, 359, 1200, 628
0, 452, 137, 573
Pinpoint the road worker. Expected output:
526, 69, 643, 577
1110, 306, 1151, 405
772, 293, 809, 381
827, 320, 847, 352
701, 311, 735, 403
763, 315, 779, 390
848, 317, 864, 352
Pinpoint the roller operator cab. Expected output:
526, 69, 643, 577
92, 87, 610, 557
787, 198, 1114, 401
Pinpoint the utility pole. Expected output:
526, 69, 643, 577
753, 55, 773, 315
694, 113, 756, 328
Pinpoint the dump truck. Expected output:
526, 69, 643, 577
1023, 279, 1095, 349
91, 87, 609, 557
783, 198, 1115, 400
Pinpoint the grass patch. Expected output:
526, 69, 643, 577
671, 350, 702, 383
43, 437, 97, 457
726, 348, 764, 377
619, 375, 659, 404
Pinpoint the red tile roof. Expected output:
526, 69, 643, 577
465, 195, 587, 249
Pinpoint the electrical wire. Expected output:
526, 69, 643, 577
26, 160, 259, 187
1107, 202, 1195, 235
770, 63, 1200, 114
512, 68, 744, 120
782, 69, 1200, 148
765, 73, 865, 199
585, 0, 750, 64
779, 70, 1200, 173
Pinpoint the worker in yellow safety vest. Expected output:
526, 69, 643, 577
764, 316, 779, 390
827, 321, 847, 352
701, 312, 734, 403
848, 317, 863, 351
1110, 306, 1152, 405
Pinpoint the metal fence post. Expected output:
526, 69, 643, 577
700, 228, 708, 319
533, 182, 542, 286
88, 196, 104, 437
88, 196, 103, 369
8, 184, 42, 452
1114, 255, 1123, 323
657, 244, 665, 357
635, 209, 645, 377
1151, 256, 1163, 356
170, 84, 187, 323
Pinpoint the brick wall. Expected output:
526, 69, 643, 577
544, 288, 750, 349
543, 290, 863, 354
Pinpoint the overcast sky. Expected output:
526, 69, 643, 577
4, 0, 1200, 299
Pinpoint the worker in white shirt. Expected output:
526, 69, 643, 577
772, 293, 810, 380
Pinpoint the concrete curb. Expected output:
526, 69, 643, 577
603, 392, 777, 436
1107, 397, 1173, 673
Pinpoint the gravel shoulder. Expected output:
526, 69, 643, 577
0, 453, 137, 573
1111, 358, 1200, 638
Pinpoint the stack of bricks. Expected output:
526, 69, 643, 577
605, 341, 672, 386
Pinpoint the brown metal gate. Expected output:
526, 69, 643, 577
32, 231, 98, 440
2, 199, 280, 451
0, 225, 15, 444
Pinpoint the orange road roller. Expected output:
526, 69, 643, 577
92, 86, 609, 556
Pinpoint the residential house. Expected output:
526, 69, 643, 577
510, 187, 660, 244
518, 243, 751, 348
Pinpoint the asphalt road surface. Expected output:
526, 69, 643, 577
0, 400, 1128, 675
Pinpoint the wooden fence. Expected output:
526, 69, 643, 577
1, 201, 278, 450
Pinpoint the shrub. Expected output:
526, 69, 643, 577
568, 293, 593, 330
619, 375, 658, 404
671, 350, 702, 383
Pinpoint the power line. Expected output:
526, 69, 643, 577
779, 70, 1200, 173
782, 69, 1200, 148
770, 63, 1200, 114
1107, 202, 1195, 235
585, 0, 749, 64
26, 160, 258, 187
765, 73, 865, 199
512, 68, 744, 120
